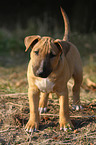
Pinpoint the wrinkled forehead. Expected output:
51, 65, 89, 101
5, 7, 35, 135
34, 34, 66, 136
41, 37, 54, 45
33, 37, 59, 53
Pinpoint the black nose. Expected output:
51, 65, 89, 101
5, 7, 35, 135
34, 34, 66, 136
33, 59, 52, 78
36, 70, 49, 78
38, 72, 47, 78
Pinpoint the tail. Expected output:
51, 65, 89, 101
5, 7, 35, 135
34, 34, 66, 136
60, 7, 70, 41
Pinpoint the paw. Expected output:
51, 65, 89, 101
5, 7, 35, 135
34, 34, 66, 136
38, 107, 47, 114
25, 119, 39, 133
60, 121, 74, 132
72, 105, 83, 111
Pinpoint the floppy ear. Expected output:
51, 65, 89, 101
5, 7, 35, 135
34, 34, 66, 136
24, 35, 41, 52
54, 39, 70, 56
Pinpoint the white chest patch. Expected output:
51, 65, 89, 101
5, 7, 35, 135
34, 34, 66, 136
35, 78, 55, 93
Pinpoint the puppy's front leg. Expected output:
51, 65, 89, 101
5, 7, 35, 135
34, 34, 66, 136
58, 88, 74, 131
26, 86, 40, 132
39, 92, 49, 114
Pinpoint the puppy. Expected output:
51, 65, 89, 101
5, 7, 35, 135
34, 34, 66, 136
24, 7, 83, 132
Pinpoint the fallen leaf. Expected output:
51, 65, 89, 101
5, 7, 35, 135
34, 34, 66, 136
43, 117, 49, 121
74, 129, 79, 133
53, 136, 58, 139
90, 143, 94, 145
49, 93, 53, 99
9, 72, 18, 79
86, 78, 96, 88
16, 79, 27, 87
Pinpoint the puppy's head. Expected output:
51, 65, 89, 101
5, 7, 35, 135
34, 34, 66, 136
24, 35, 70, 78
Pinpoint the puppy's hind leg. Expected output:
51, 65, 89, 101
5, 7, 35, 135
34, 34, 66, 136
72, 70, 83, 111
39, 92, 49, 114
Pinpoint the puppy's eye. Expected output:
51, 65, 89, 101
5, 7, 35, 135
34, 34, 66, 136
50, 52, 56, 58
34, 50, 39, 55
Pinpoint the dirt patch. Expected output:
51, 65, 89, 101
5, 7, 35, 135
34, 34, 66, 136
0, 93, 96, 144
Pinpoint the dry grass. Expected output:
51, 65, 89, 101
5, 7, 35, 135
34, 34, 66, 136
0, 62, 96, 144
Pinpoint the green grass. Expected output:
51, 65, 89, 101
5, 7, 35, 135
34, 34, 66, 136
70, 32, 96, 58
0, 66, 28, 94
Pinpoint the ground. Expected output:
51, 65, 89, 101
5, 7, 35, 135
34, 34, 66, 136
0, 62, 96, 145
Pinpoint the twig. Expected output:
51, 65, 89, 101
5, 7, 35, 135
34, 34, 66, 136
28, 131, 34, 145
41, 113, 59, 117
0, 126, 19, 133
40, 113, 96, 118
71, 133, 96, 141
53, 129, 58, 134
39, 138, 53, 144
0, 93, 27, 97
87, 132, 96, 136
0, 128, 9, 133
5, 102, 23, 107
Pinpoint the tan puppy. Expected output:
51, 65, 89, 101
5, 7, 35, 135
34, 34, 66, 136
24, 7, 83, 132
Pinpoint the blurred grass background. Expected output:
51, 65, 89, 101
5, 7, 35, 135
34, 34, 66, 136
0, 17, 96, 66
